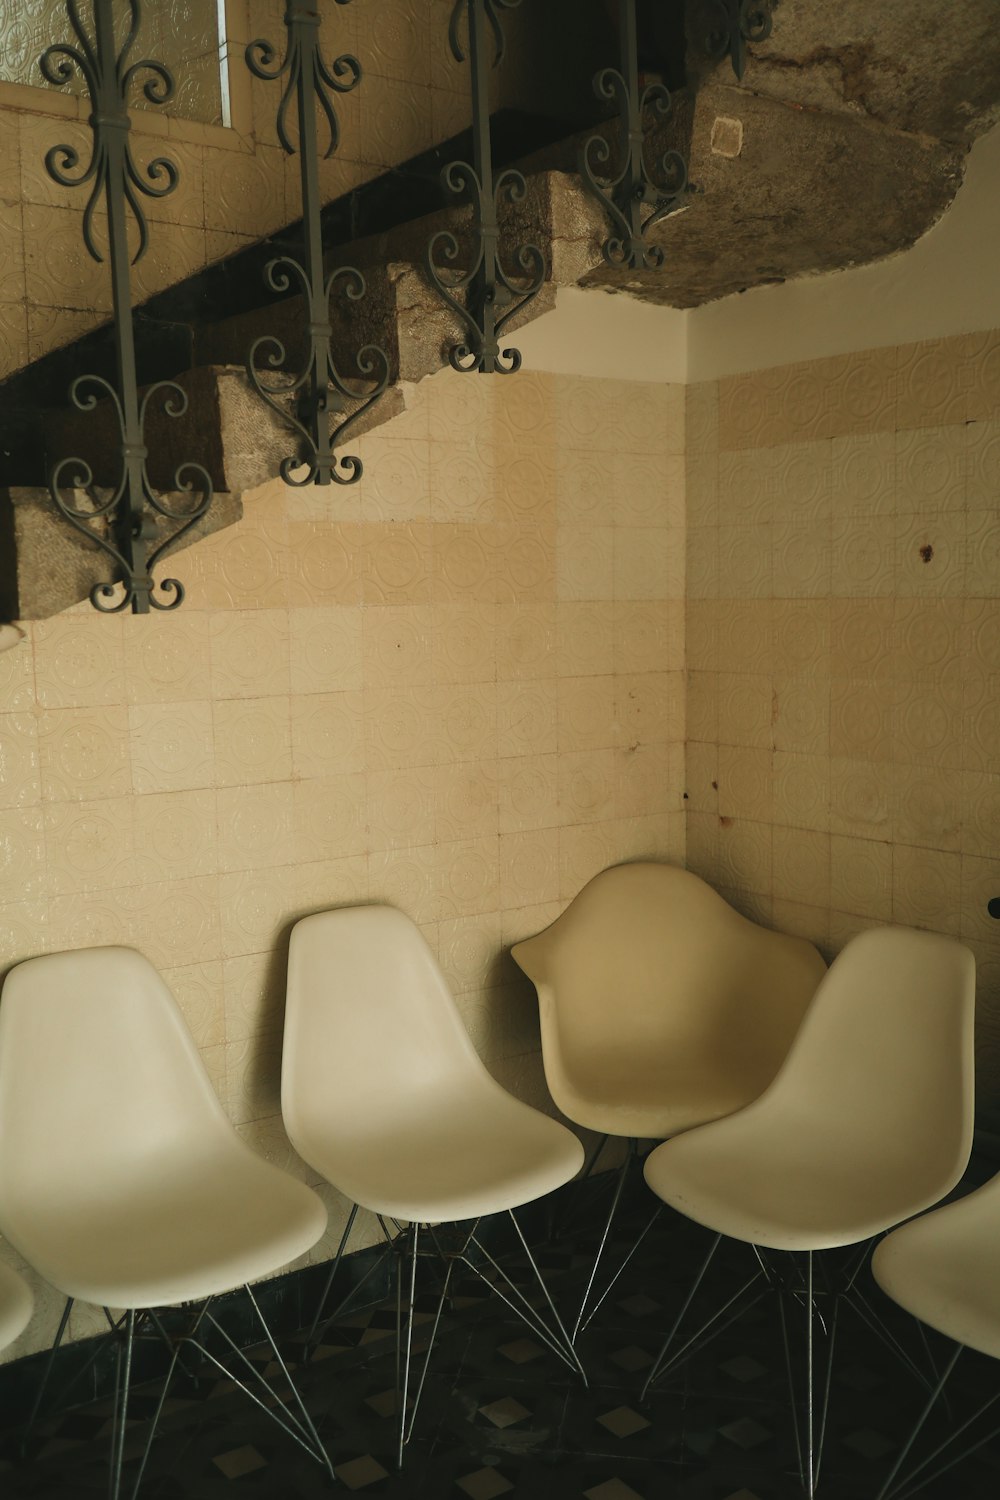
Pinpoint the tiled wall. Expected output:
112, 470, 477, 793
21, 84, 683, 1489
0, 367, 686, 1360
685, 329, 1000, 1108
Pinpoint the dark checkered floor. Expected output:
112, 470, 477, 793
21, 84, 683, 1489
2, 1179, 999, 1499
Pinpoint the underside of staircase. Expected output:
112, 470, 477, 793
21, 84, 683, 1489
1, 0, 998, 621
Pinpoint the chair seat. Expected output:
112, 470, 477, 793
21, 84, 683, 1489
872, 1179, 1000, 1360
643, 1110, 958, 1253
0, 1260, 32, 1350
560, 1056, 777, 1139
6, 1146, 326, 1309
299, 1086, 583, 1223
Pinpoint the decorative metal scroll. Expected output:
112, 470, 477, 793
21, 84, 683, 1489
426, 0, 545, 374
705, 0, 776, 82
41, 0, 213, 613
245, 1, 389, 486
578, 0, 687, 271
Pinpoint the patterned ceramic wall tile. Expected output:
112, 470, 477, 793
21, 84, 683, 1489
892, 843, 963, 936
0, 712, 40, 809
556, 526, 615, 602
497, 754, 558, 835
129, 700, 214, 794
288, 606, 364, 695
133, 788, 219, 881
290, 690, 364, 778
896, 336, 970, 430
436, 761, 499, 843
38, 706, 132, 802
123, 613, 213, 703
362, 606, 435, 689
209, 609, 291, 699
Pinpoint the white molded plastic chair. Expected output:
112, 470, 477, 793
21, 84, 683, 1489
641, 925, 976, 1497
511, 861, 827, 1336
282, 904, 587, 1463
0, 946, 332, 1499
0, 1260, 32, 1352
871, 1169, 1000, 1498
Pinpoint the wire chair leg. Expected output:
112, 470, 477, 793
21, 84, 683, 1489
108, 1308, 135, 1500
20, 1296, 73, 1456
641, 1230, 723, 1400
571, 1138, 636, 1342
305, 1201, 360, 1353
397, 1223, 420, 1470
875, 1343, 964, 1500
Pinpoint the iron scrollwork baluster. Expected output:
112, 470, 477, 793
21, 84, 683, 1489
426, 0, 545, 374
704, 0, 776, 82
578, 0, 687, 272
245, 1, 389, 486
41, 0, 213, 613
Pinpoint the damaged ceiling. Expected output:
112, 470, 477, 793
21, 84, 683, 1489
586, 0, 1000, 307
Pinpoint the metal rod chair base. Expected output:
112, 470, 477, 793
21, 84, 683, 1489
89, 1288, 336, 1500
393, 1210, 588, 1467
875, 1343, 1000, 1500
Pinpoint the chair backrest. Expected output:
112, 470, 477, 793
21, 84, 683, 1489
510, 862, 827, 1127
282, 905, 497, 1151
753, 925, 976, 1186
0, 947, 235, 1230
0, 1260, 33, 1352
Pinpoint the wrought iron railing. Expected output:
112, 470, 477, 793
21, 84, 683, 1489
425, 0, 545, 374
41, 0, 213, 613
244, 0, 389, 486
578, 0, 688, 271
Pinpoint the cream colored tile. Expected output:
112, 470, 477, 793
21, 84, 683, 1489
715, 816, 772, 897
961, 771, 1000, 859
831, 432, 896, 519
436, 762, 499, 843
896, 337, 969, 430
687, 671, 719, 744
213, 695, 292, 786
557, 820, 633, 902
556, 526, 611, 608
129, 700, 214, 793
715, 602, 772, 676
829, 757, 894, 841
960, 854, 1000, 946
368, 842, 440, 924
553, 448, 617, 527
615, 527, 683, 601
893, 765, 963, 852
618, 672, 683, 748
830, 599, 895, 679
495, 604, 557, 681
831, 516, 896, 597
497, 679, 558, 759
428, 440, 498, 524
497, 754, 559, 834
218, 868, 298, 958
216, 783, 295, 873
209, 609, 290, 699
684, 743, 719, 816
288, 606, 363, 694
772, 827, 830, 908
965, 510, 1000, 599
113, 876, 222, 969
716, 672, 772, 750
293, 773, 368, 861
772, 752, 830, 832
615, 742, 677, 818
558, 676, 617, 753
22, 203, 110, 315
892, 844, 962, 936
366, 766, 437, 851
0, 713, 41, 809
830, 679, 896, 762
830, 834, 893, 921
0, 807, 47, 901
615, 601, 684, 674
362, 606, 435, 689
558, 749, 615, 828
495, 450, 558, 527
896, 512, 967, 598
223, 951, 287, 1043
556, 603, 615, 679
493, 523, 555, 607
717, 746, 773, 823
499, 828, 560, 909
771, 898, 831, 952
613, 452, 685, 529
133, 789, 219, 881
891, 600, 964, 683
163, 960, 225, 1049
436, 837, 501, 919
364, 522, 435, 605
772, 516, 831, 599
355, 436, 432, 522
291, 690, 364, 777
284, 520, 363, 607
891, 679, 963, 770
434, 603, 498, 684
225, 1028, 283, 1125
38, 706, 132, 803
123, 613, 213, 703
0, 632, 35, 714
0, 900, 50, 963
32, 615, 125, 710
42, 797, 136, 895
